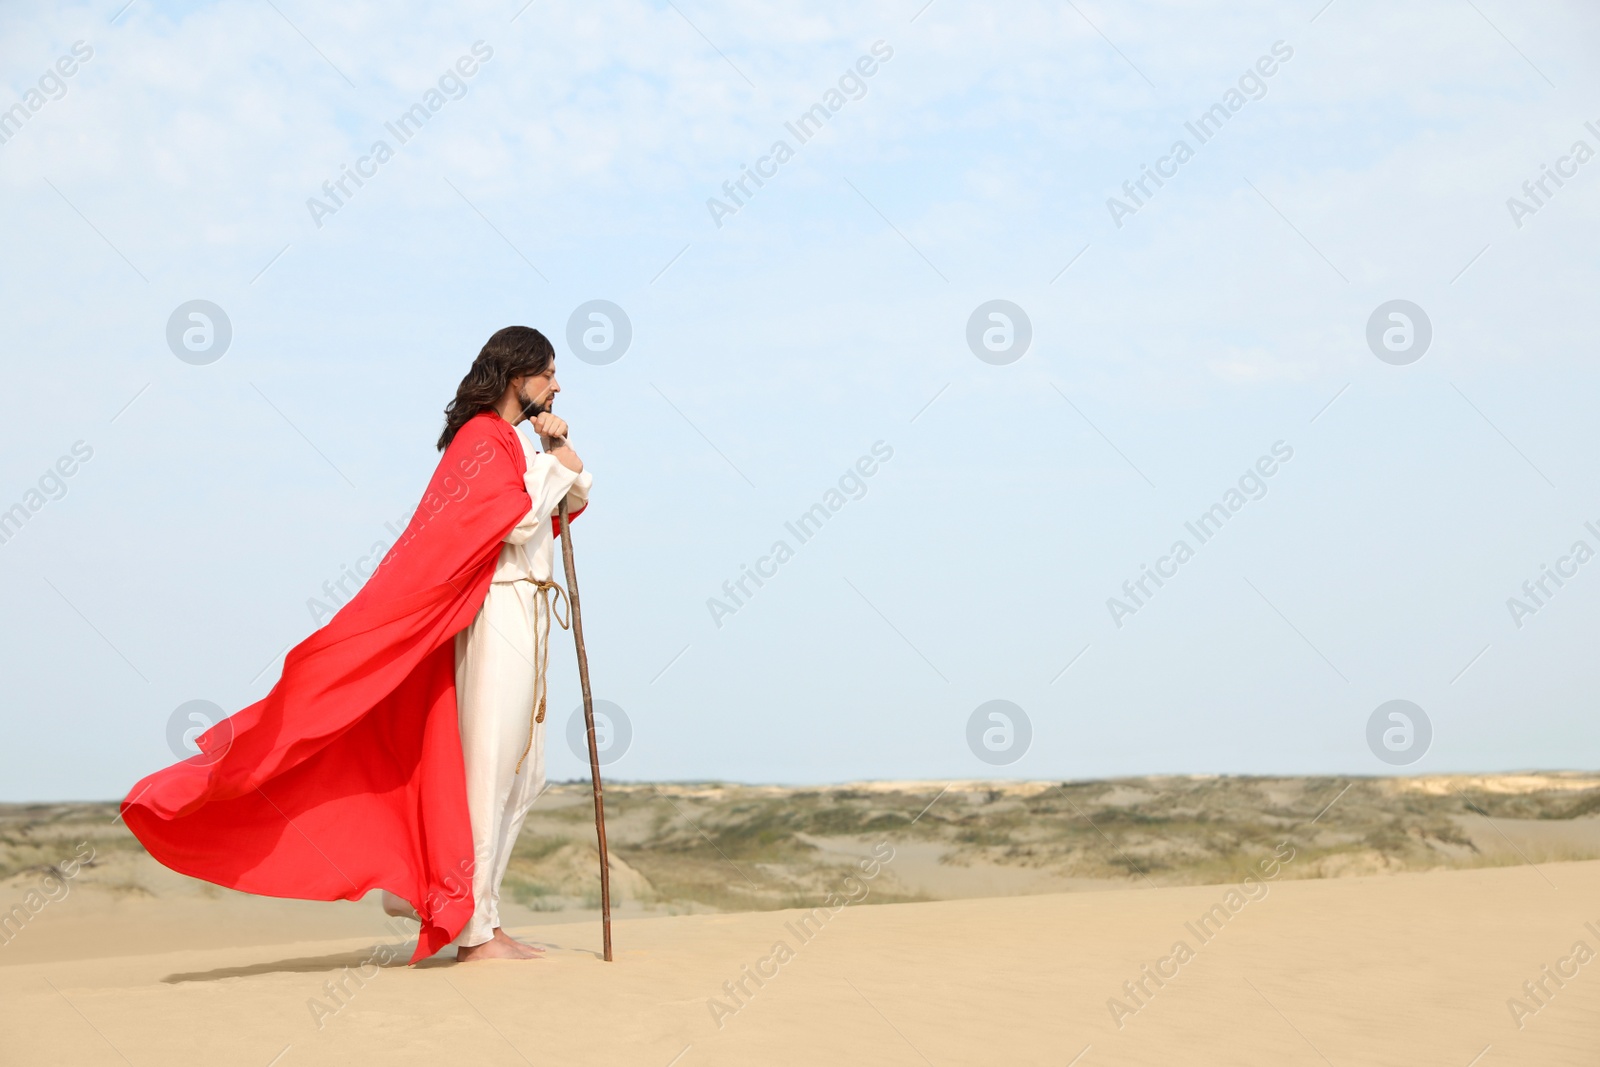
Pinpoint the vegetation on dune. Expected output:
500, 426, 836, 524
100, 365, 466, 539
8, 774, 1600, 914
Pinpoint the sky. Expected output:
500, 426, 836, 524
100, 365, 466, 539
3, 0, 1599, 800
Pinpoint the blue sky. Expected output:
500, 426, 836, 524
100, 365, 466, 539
3, 0, 1599, 799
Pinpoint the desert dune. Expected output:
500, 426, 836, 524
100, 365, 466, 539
4, 778, 1600, 1064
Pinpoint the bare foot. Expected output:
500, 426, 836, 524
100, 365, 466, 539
456, 937, 532, 962
493, 926, 546, 958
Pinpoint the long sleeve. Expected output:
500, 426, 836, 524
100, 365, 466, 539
505, 453, 582, 546
491, 435, 592, 582
563, 467, 593, 516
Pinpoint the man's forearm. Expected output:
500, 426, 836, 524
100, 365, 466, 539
541, 436, 583, 473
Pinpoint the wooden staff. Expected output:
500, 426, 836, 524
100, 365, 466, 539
557, 496, 613, 962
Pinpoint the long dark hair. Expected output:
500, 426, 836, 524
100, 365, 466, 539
437, 326, 555, 451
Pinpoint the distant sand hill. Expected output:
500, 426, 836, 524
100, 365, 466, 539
8, 775, 1600, 932
6, 773, 1600, 960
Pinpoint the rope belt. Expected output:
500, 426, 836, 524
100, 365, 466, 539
513, 576, 570, 775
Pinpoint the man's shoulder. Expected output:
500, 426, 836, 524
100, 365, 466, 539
450, 410, 511, 448
439, 412, 526, 480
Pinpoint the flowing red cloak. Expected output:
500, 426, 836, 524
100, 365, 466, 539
121, 410, 583, 962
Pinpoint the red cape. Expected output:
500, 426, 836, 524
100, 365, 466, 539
122, 410, 582, 962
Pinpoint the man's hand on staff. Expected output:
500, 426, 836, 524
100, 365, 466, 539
531, 412, 583, 473
530, 411, 567, 443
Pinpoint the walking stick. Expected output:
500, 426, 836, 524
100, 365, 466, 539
557, 496, 613, 962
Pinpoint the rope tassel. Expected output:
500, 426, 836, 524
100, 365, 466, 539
515, 577, 570, 775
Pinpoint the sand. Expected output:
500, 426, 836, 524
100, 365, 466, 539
4, 857, 1599, 1065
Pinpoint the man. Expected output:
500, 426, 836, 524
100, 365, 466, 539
123, 326, 588, 965
391, 328, 590, 961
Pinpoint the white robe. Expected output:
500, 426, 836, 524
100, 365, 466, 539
453, 431, 591, 947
